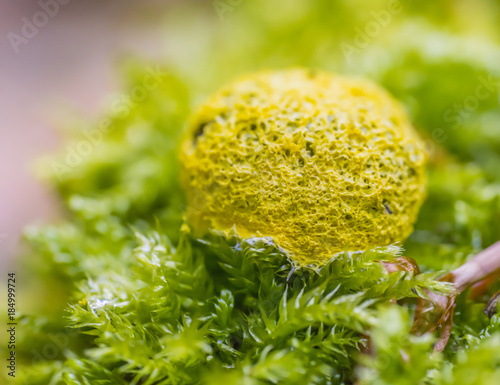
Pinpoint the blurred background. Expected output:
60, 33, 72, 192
1, 0, 500, 273
0, 0, 172, 271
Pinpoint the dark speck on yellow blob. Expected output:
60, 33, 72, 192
180, 69, 427, 267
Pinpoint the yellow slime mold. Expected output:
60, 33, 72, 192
180, 69, 426, 266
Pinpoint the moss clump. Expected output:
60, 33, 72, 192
180, 69, 427, 266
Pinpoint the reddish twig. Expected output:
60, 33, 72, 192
411, 241, 500, 351
381, 257, 420, 275
484, 289, 500, 318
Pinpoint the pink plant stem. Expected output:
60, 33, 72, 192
451, 241, 500, 293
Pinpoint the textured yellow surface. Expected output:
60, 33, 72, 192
180, 69, 427, 266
